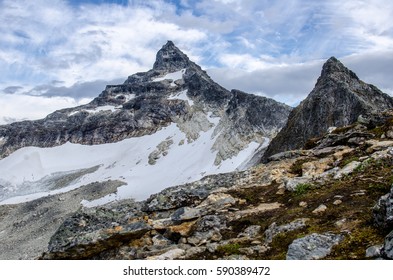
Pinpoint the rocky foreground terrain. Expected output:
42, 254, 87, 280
39, 110, 393, 260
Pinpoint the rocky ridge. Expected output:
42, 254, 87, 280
262, 57, 393, 161
41, 110, 393, 260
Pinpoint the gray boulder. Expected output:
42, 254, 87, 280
373, 185, 393, 228
286, 233, 343, 260
382, 230, 393, 259
265, 218, 308, 244
365, 244, 383, 258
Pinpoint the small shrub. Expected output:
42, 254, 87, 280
294, 183, 313, 196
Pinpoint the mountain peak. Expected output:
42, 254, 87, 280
262, 56, 393, 162
153, 41, 192, 71
320, 56, 359, 80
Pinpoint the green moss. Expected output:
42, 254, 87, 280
328, 226, 386, 259
217, 243, 241, 255
263, 229, 307, 260
370, 126, 385, 138
294, 183, 313, 196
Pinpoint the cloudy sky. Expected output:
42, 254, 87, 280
1, 0, 393, 124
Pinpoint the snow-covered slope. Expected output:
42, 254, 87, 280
0, 120, 260, 206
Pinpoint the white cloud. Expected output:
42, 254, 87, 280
207, 60, 323, 106
0, 94, 91, 125
1, 0, 393, 123
0, 0, 208, 89
209, 50, 393, 106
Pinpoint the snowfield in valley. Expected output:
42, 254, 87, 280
0, 119, 261, 206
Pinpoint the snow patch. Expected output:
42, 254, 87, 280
85, 105, 118, 114
115, 93, 135, 102
168, 90, 194, 106
153, 69, 186, 86
237, 138, 270, 170
68, 105, 119, 116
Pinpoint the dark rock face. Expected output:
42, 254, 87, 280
153, 41, 193, 71
262, 57, 393, 161
227, 90, 291, 139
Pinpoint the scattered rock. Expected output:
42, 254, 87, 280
286, 233, 344, 260
167, 220, 196, 237
198, 193, 236, 210
185, 246, 206, 259
238, 245, 268, 256
334, 161, 361, 179
373, 185, 393, 228
147, 248, 185, 260
264, 218, 309, 244
351, 190, 366, 196
365, 244, 383, 258
267, 150, 309, 162
333, 200, 342, 205
233, 202, 282, 219
221, 254, 249, 260
302, 158, 333, 177
44, 221, 151, 259
171, 207, 202, 222
285, 177, 311, 191
366, 140, 393, 154
152, 235, 172, 247
299, 201, 308, 207
206, 243, 219, 253
151, 218, 173, 230
187, 231, 222, 246
382, 230, 393, 259
195, 215, 226, 232
312, 204, 327, 214
276, 185, 285, 195
334, 218, 347, 228
238, 225, 261, 239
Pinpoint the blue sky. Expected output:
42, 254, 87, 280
1, 0, 393, 123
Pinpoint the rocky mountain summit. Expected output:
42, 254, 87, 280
262, 57, 393, 161
0, 41, 290, 162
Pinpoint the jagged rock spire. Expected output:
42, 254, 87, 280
153, 41, 192, 71
319, 56, 359, 82
261, 56, 393, 162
